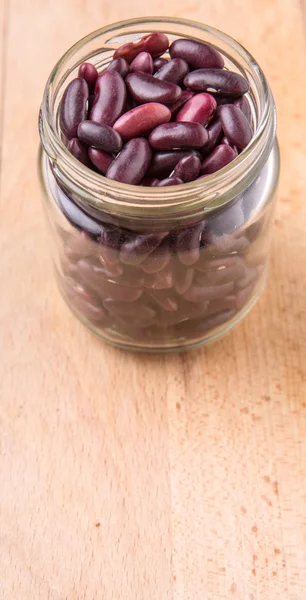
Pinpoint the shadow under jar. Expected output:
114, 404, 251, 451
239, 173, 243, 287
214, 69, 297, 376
38, 17, 279, 352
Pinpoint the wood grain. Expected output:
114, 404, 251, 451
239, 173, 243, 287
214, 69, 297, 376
1, 1, 306, 598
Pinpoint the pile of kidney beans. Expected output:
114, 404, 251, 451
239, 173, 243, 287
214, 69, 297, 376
55, 32, 268, 346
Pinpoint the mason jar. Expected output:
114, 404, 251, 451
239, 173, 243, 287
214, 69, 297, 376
38, 17, 279, 352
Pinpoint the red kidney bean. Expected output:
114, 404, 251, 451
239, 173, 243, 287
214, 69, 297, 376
153, 57, 168, 72
103, 298, 156, 320
114, 32, 169, 63
140, 243, 171, 273
67, 138, 90, 167
78, 120, 122, 153
150, 291, 178, 312
166, 90, 194, 118
78, 62, 98, 91
106, 138, 152, 184
119, 232, 167, 265
215, 95, 234, 106
148, 150, 201, 178
130, 51, 154, 74
149, 122, 208, 150
169, 38, 224, 69
140, 177, 160, 186
234, 96, 252, 123
221, 136, 230, 145
176, 92, 216, 125
126, 72, 182, 104
113, 102, 171, 141
202, 117, 223, 155
60, 77, 89, 139
174, 266, 194, 295
219, 104, 252, 149
90, 71, 126, 126
147, 264, 174, 289
88, 147, 113, 174
176, 221, 206, 265
196, 257, 246, 284
106, 58, 130, 78
184, 69, 249, 97
154, 58, 189, 85
183, 281, 234, 303
171, 154, 201, 182
157, 177, 183, 186
200, 144, 236, 174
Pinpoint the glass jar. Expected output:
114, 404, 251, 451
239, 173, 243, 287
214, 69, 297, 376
38, 17, 279, 352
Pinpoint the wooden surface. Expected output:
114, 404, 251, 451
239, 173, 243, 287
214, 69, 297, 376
1, 1, 306, 598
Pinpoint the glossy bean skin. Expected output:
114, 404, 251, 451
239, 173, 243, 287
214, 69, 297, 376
113, 103, 171, 141
166, 90, 194, 118
106, 58, 130, 78
176, 221, 206, 265
78, 120, 122, 153
88, 147, 113, 174
154, 58, 189, 85
171, 154, 201, 182
234, 96, 252, 123
114, 32, 169, 63
126, 72, 182, 104
78, 62, 98, 91
202, 117, 223, 155
169, 38, 224, 69
60, 78, 89, 139
176, 92, 216, 125
90, 71, 126, 126
200, 144, 237, 174
149, 122, 208, 150
156, 177, 184, 186
130, 51, 154, 74
67, 138, 90, 167
153, 57, 168, 72
148, 150, 201, 178
106, 138, 152, 184
219, 104, 252, 149
184, 69, 249, 97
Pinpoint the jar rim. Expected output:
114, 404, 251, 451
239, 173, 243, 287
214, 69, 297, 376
39, 16, 276, 217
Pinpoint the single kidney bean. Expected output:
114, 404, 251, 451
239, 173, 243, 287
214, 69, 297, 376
176, 92, 216, 126
113, 102, 171, 141
148, 150, 201, 178
169, 38, 224, 69
88, 147, 113, 174
200, 144, 237, 174
60, 77, 89, 139
130, 51, 154, 74
114, 32, 169, 63
120, 232, 167, 265
149, 122, 208, 150
90, 71, 126, 126
78, 120, 122, 153
67, 138, 90, 167
106, 58, 130, 78
166, 90, 194, 118
153, 57, 168, 72
171, 154, 201, 182
154, 58, 189, 85
176, 221, 206, 265
78, 62, 98, 91
106, 138, 152, 184
234, 95, 252, 123
203, 117, 223, 155
184, 69, 249, 96
157, 177, 183, 186
215, 95, 234, 106
126, 72, 182, 104
219, 104, 252, 149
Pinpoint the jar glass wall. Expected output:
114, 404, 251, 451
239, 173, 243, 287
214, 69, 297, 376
39, 18, 279, 352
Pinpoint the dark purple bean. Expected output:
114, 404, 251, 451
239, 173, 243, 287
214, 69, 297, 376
166, 90, 194, 118
120, 232, 167, 265
149, 122, 208, 150
114, 32, 169, 63
60, 77, 89, 139
78, 120, 122, 153
200, 144, 236, 174
56, 186, 102, 236
154, 58, 189, 85
140, 177, 160, 186
90, 71, 126, 126
215, 95, 235, 106
234, 96, 252, 123
221, 136, 238, 154
184, 69, 249, 97
183, 281, 234, 303
153, 57, 168, 72
113, 102, 171, 141
106, 58, 130, 78
67, 138, 90, 167
176, 221, 206, 266
202, 118, 223, 155
78, 62, 98, 91
130, 51, 154, 74
98, 226, 123, 266
169, 38, 224, 69
106, 138, 152, 184
148, 150, 201, 178
88, 147, 113, 174
157, 177, 183, 186
171, 154, 201, 182
219, 104, 253, 149
176, 92, 216, 126
126, 72, 182, 104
